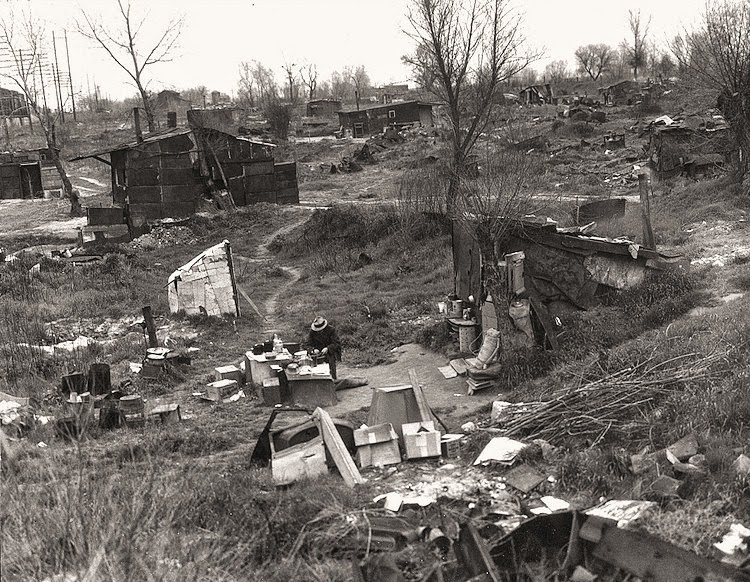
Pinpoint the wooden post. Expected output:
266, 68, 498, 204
224, 241, 240, 317
142, 306, 158, 348
638, 173, 656, 249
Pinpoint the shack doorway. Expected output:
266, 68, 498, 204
353, 123, 365, 138
19, 163, 42, 198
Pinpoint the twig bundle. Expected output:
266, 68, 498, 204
499, 350, 729, 444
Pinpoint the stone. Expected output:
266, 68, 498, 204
667, 433, 699, 462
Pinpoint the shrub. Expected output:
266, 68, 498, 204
560, 121, 594, 138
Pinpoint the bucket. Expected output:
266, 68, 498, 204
458, 324, 478, 353
283, 342, 300, 354
449, 300, 464, 318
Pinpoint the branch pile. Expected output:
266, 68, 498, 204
498, 350, 730, 444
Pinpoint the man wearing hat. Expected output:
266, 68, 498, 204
308, 316, 342, 379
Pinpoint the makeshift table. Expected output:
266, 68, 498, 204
245, 350, 293, 385
284, 364, 337, 407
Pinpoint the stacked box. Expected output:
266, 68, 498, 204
215, 364, 242, 384
440, 434, 464, 458
354, 423, 401, 468
402, 421, 441, 460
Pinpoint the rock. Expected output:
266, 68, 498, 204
648, 475, 682, 499
731, 454, 750, 478
673, 461, 706, 476
688, 454, 709, 472
667, 433, 699, 462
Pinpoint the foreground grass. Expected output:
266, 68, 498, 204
2, 442, 373, 582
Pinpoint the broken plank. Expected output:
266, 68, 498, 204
237, 285, 266, 320
449, 358, 468, 375
312, 407, 365, 488
409, 368, 434, 424
592, 522, 750, 582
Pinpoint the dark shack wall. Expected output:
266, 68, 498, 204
338, 104, 428, 136
652, 128, 736, 173
307, 101, 341, 117
111, 150, 128, 205
125, 133, 202, 230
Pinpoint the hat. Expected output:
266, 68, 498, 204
311, 316, 328, 332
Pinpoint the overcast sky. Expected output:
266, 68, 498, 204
13, 0, 708, 101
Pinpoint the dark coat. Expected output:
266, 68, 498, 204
308, 325, 342, 361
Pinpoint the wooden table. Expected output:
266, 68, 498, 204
284, 364, 337, 407
244, 350, 293, 384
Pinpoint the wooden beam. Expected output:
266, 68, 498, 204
408, 368, 434, 424
92, 155, 111, 166
237, 284, 266, 320
142, 306, 158, 348
638, 173, 656, 250
312, 407, 365, 488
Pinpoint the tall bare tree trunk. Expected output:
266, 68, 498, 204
137, 85, 155, 132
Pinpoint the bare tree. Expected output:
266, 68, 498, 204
237, 61, 255, 108
455, 145, 541, 340
0, 4, 82, 215
78, 0, 183, 132
624, 9, 651, 80
544, 59, 568, 84
404, 0, 538, 209
672, 0, 750, 188
402, 45, 437, 92
574, 43, 613, 81
330, 69, 354, 102
243, 60, 277, 109
300, 63, 318, 101
281, 60, 297, 104
348, 65, 371, 109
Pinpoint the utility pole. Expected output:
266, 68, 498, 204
52, 32, 65, 122
18, 49, 32, 129
37, 57, 50, 130
64, 30, 77, 121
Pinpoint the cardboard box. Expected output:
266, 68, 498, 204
354, 423, 401, 468
271, 436, 328, 486
441, 434, 464, 458
262, 377, 281, 406
402, 421, 441, 460
205, 378, 238, 401
215, 365, 243, 384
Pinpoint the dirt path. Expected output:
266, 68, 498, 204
234, 209, 313, 334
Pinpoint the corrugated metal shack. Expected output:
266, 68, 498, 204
0, 148, 62, 199
72, 123, 299, 237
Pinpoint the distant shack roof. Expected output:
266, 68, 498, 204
70, 127, 275, 162
337, 100, 436, 114
68, 128, 193, 161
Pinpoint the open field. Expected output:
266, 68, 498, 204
2, 101, 750, 581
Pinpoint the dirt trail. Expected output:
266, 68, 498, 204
234, 209, 312, 334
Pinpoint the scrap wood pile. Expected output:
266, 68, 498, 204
497, 350, 730, 443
